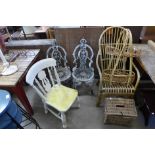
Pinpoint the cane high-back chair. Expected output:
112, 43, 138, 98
96, 26, 140, 106
26, 58, 79, 128
46, 41, 71, 83
72, 38, 94, 94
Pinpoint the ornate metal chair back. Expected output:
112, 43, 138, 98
46, 41, 68, 68
72, 38, 94, 71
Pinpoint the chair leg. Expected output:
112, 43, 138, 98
43, 103, 48, 114
71, 96, 80, 109
73, 80, 76, 89
61, 112, 67, 128
77, 96, 80, 108
87, 83, 94, 96
90, 89, 94, 95
69, 78, 73, 88
96, 93, 102, 107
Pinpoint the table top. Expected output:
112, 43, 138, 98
0, 49, 40, 87
5, 39, 56, 47
134, 43, 155, 84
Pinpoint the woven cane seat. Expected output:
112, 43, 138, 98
101, 82, 135, 94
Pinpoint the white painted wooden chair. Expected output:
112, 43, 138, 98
26, 58, 79, 128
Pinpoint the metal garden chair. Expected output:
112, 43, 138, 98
72, 38, 94, 94
46, 41, 71, 84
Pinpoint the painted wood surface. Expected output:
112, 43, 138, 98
0, 49, 40, 86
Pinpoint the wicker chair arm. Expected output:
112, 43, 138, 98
132, 62, 140, 89
96, 51, 102, 87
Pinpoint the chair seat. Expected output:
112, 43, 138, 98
72, 68, 94, 82
46, 85, 78, 112
57, 67, 71, 82
101, 82, 135, 94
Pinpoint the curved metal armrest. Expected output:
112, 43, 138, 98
132, 62, 140, 89
96, 51, 102, 87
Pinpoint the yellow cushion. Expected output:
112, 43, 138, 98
46, 85, 78, 112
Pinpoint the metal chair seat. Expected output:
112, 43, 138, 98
57, 67, 71, 82
72, 68, 94, 82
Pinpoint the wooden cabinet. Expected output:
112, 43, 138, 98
0, 26, 11, 41
54, 27, 104, 76
140, 26, 155, 43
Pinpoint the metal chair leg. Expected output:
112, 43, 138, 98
17, 104, 41, 129
6, 112, 24, 129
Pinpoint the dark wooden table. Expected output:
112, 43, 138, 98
134, 43, 155, 126
134, 43, 155, 83
0, 49, 40, 115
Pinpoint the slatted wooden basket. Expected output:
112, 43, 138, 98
104, 98, 137, 126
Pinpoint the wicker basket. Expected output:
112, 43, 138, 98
104, 98, 137, 126
102, 69, 135, 84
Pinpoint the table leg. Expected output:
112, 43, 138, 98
11, 82, 34, 115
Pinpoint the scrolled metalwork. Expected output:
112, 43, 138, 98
72, 38, 94, 94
